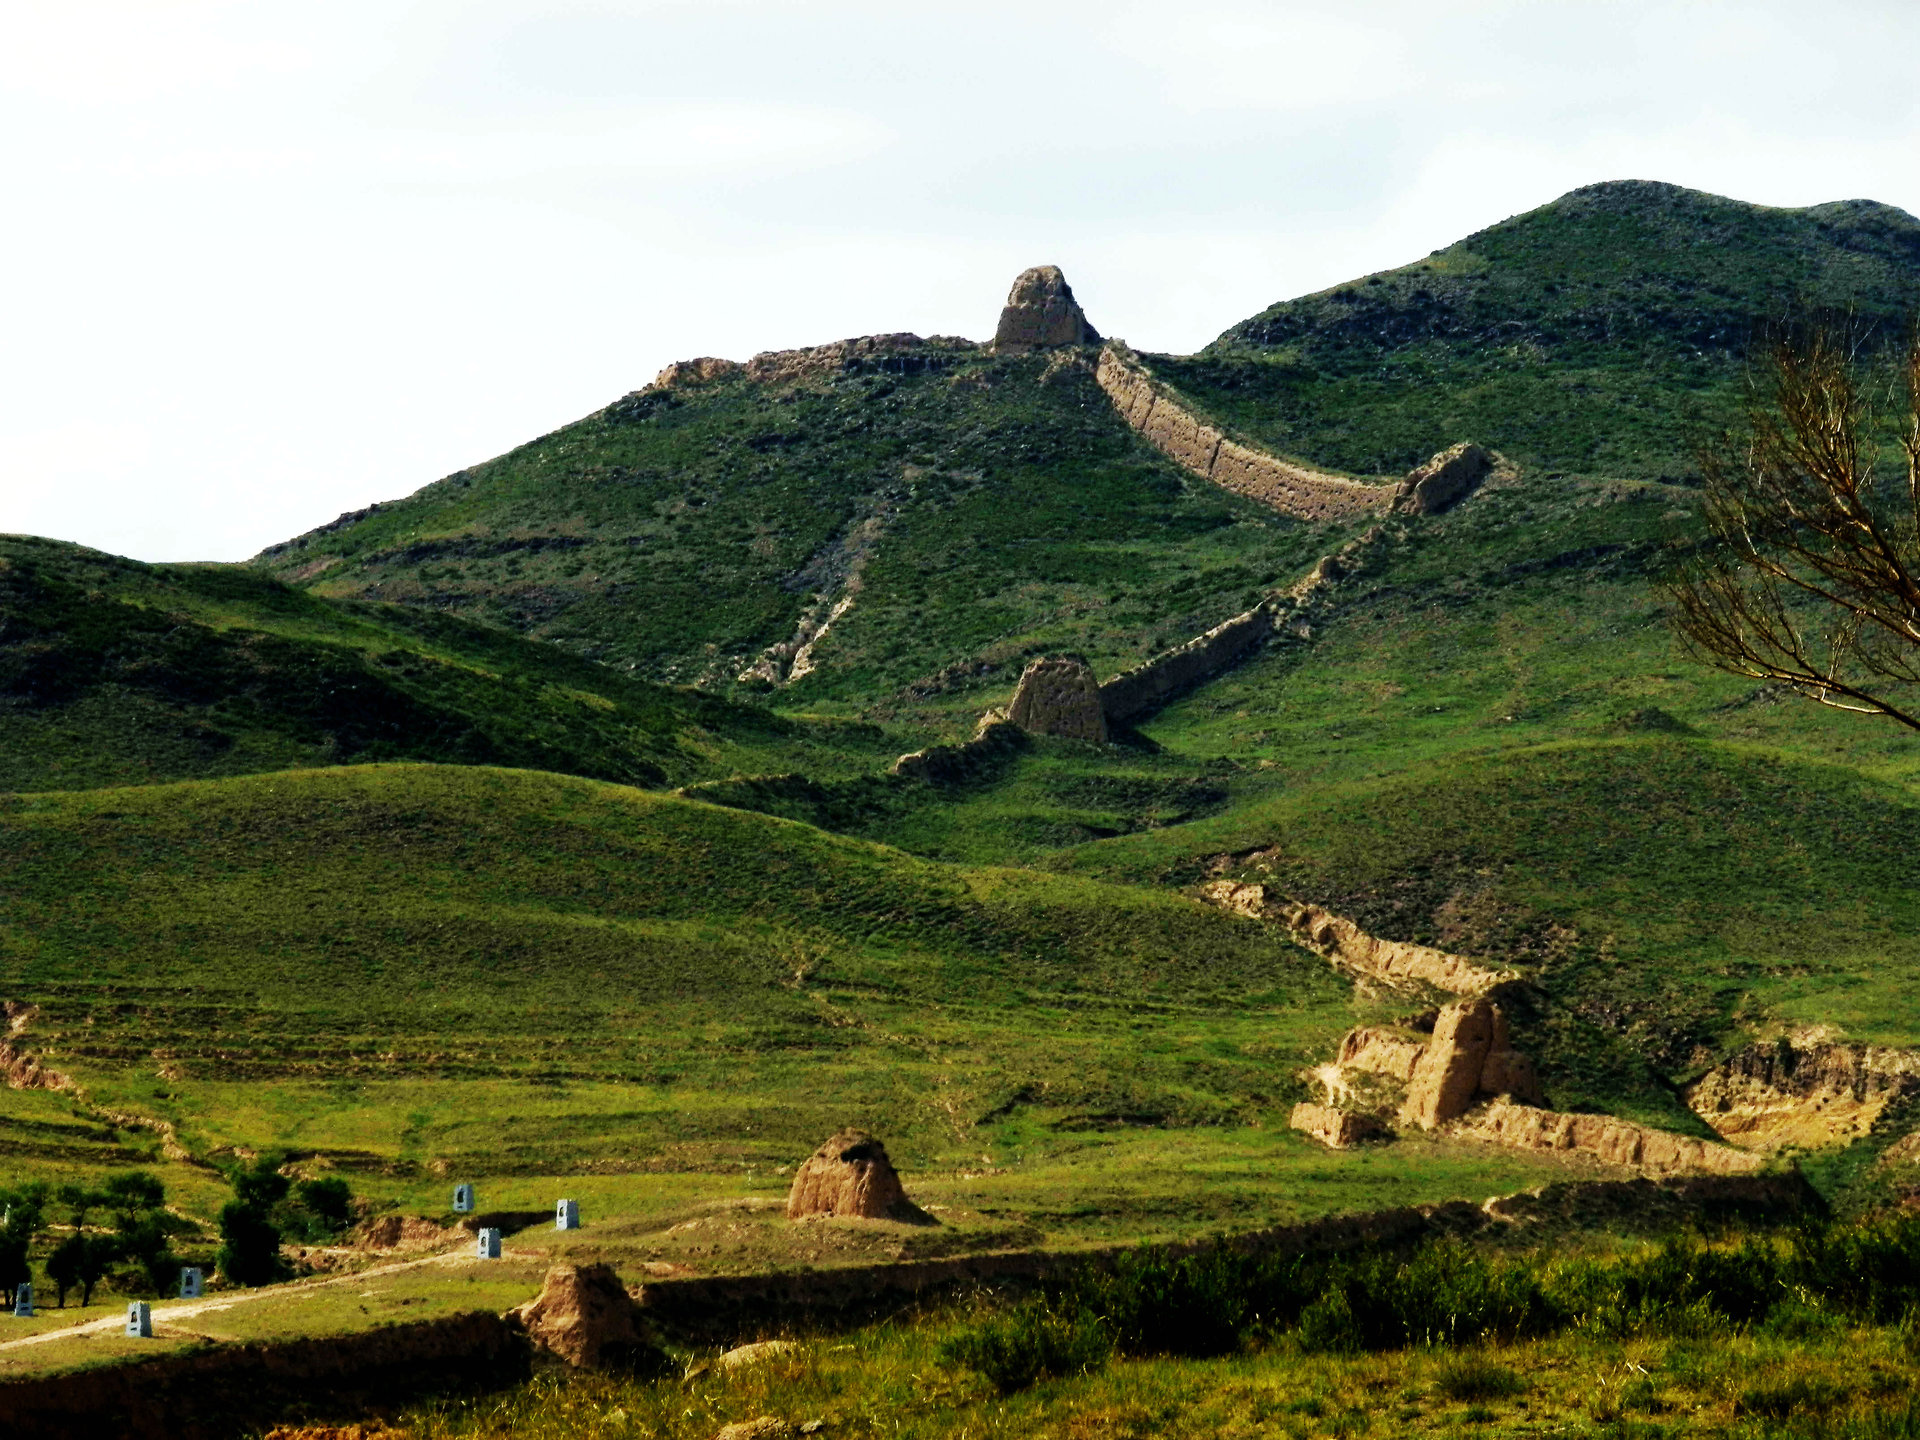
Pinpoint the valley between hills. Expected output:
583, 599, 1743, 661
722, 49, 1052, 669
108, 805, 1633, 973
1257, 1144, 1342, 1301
7, 178, 1920, 1437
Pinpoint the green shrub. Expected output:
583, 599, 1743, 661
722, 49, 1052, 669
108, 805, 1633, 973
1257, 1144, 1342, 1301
1735, 1375, 1848, 1419
939, 1298, 1113, 1394
1432, 1353, 1526, 1402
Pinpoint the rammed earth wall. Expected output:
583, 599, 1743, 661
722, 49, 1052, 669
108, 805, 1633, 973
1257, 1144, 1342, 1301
1094, 344, 1397, 524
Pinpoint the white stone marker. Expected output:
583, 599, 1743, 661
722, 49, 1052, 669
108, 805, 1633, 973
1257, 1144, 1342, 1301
126, 1301, 152, 1337
13, 1283, 33, 1318
476, 1227, 502, 1259
452, 1183, 475, 1214
179, 1267, 203, 1299
554, 1198, 580, 1231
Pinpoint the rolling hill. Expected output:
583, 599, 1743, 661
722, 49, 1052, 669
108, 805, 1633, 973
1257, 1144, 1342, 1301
8, 176, 1920, 1270
1157, 179, 1920, 479
0, 533, 899, 793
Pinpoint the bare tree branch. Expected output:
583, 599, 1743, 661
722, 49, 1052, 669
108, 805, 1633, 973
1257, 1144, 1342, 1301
1662, 318, 1920, 733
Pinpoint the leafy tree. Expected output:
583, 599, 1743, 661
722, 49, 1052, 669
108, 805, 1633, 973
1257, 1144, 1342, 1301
0, 1183, 48, 1309
288, 1177, 354, 1241
54, 1182, 108, 1232
45, 1233, 118, 1308
91, 1170, 189, 1296
216, 1157, 290, 1288
1665, 323, 1920, 730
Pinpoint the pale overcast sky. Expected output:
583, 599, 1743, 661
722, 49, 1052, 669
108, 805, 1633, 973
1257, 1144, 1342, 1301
5, 0, 1919, 563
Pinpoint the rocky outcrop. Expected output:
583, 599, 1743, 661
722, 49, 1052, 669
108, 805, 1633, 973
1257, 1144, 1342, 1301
1462, 1100, 1767, 1176
650, 356, 745, 389
511, 1263, 666, 1371
713, 1420, 795, 1440
1393, 442, 1492, 515
1006, 656, 1108, 741
786, 1130, 933, 1223
1400, 1000, 1544, 1129
992, 266, 1100, 352
1290, 1102, 1389, 1149
1095, 344, 1396, 523
716, 1339, 802, 1371
1685, 1038, 1920, 1151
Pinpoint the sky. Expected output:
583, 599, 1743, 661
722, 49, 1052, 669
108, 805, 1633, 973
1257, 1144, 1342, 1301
5, 0, 1919, 563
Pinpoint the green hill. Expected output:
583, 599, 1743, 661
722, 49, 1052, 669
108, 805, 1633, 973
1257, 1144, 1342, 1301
1153, 180, 1920, 479
0, 534, 898, 793
252, 345, 1348, 713
0, 763, 1374, 1187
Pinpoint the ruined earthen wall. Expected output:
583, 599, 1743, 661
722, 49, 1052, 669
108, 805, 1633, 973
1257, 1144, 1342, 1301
1099, 603, 1278, 723
890, 716, 1028, 783
1095, 344, 1396, 524
0, 1310, 525, 1439
1464, 1100, 1767, 1177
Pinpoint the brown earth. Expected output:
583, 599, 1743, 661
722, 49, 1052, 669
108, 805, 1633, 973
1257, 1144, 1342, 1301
992, 266, 1100, 353
354, 1215, 461, 1254
511, 1263, 666, 1370
1289, 1102, 1389, 1148
1685, 1037, 1920, 1151
1461, 1100, 1768, 1176
1005, 656, 1108, 741
785, 1131, 933, 1224
2, 1002, 70, 1092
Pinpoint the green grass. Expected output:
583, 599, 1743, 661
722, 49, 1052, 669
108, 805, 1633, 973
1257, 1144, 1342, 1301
254, 349, 1354, 716
1177, 180, 1920, 480
387, 1217, 1920, 1438
2, 763, 1543, 1219
0, 534, 905, 793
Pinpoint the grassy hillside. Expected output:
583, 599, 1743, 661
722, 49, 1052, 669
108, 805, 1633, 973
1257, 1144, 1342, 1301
0, 534, 899, 792
252, 348, 1349, 715
1156, 180, 1920, 479
0, 764, 1374, 1182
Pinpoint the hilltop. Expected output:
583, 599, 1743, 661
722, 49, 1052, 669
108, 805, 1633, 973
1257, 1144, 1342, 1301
1159, 180, 1920, 479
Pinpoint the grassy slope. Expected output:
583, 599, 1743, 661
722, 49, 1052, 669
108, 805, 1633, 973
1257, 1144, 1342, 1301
1, 764, 1412, 1203
1154, 180, 1920, 479
0, 533, 900, 793
1006, 466, 1920, 1125
253, 351, 1348, 721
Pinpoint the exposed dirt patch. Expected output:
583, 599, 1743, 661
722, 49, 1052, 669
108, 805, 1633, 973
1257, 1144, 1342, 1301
1686, 1037, 1920, 1151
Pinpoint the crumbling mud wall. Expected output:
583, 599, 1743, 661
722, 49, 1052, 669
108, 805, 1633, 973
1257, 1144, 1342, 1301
0, 1311, 527, 1440
1094, 344, 1397, 523
1198, 886, 1520, 998
890, 716, 1028, 783
1462, 1100, 1767, 1177
1098, 604, 1280, 724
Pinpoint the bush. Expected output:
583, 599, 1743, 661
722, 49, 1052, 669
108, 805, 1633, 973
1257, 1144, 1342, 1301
940, 1298, 1113, 1394
1433, 1353, 1526, 1402
1069, 1246, 1263, 1358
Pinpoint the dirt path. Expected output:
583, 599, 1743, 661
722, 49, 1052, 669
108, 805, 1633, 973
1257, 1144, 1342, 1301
0, 1245, 492, 1352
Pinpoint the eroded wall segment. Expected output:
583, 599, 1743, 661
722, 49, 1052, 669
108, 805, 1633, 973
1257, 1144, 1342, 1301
1095, 344, 1398, 523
